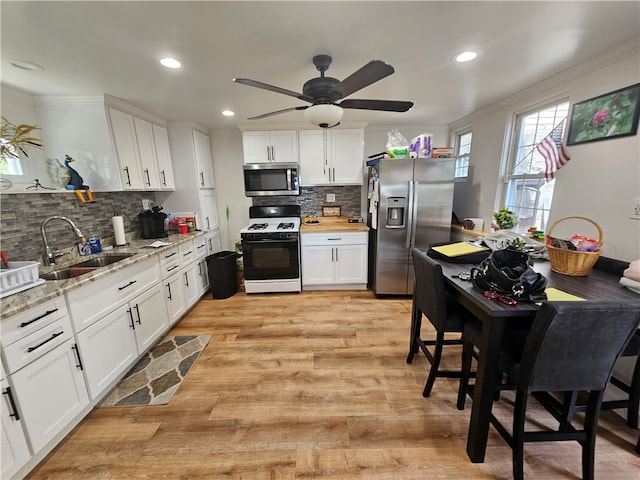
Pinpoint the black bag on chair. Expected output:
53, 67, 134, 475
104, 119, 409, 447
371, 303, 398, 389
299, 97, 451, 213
471, 249, 547, 302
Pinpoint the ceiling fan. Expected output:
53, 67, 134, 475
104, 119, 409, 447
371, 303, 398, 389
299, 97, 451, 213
233, 55, 414, 128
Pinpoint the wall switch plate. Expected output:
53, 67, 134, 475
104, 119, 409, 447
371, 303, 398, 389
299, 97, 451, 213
630, 197, 640, 220
326, 193, 336, 203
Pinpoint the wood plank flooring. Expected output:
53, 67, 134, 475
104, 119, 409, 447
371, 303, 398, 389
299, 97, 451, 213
26, 290, 640, 479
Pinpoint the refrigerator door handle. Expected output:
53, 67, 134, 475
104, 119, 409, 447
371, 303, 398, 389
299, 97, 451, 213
406, 180, 414, 249
410, 180, 419, 248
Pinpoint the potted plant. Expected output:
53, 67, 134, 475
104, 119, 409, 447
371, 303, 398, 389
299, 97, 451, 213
493, 208, 518, 230
0, 116, 43, 173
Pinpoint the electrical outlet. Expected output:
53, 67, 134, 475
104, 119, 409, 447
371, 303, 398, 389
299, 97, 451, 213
326, 193, 335, 203
631, 197, 640, 220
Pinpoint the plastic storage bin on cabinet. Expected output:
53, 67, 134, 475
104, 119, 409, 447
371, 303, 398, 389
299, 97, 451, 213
206, 251, 239, 299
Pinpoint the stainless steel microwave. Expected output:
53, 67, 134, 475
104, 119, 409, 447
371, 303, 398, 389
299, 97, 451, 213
243, 163, 300, 196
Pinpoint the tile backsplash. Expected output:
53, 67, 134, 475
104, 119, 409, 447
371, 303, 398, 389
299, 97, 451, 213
0, 191, 156, 262
252, 185, 362, 217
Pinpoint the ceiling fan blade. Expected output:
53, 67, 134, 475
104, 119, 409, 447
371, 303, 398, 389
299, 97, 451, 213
339, 99, 414, 112
233, 78, 313, 102
328, 60, 395, 100
247, 106, 308, 120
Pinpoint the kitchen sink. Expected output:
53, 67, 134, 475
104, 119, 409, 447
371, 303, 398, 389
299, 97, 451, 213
40, 266, 100, 281
70, 253, 135, 268
40, 254, 135, 280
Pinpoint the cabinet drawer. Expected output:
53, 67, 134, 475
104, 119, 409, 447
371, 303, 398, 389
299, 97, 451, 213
3, 314, 74, 374
67, 256, 160, 333
158, 247, 180, 279
179, 240, 196, 266
1, 297, 69, 348
194, 236, 208, 260
301, 232, 368, 246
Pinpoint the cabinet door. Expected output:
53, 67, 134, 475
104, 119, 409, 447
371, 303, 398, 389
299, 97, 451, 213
133, 117, 161, 190
331, 129, 364, 184
206, 231, 222, 255
301, 246, 335, 285
10, 339, 89, 454
199, 190, 219, 231
152, 124, 175, 190
164, 272, 186, 326
335, 244, 368, 284
109, 108, 144, 189
131, 284, 170, 352
242, 132, 271, 163
299, 130, 330, 185
270, 130, 298, 163
1, 377, 31, 480
192, 130, 215, 188
75, 304, 138, 399
182, 264, 200, 309
195, 258, 209, 296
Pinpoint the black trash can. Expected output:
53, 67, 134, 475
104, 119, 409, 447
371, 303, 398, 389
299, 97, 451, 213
206, 251, 239, 299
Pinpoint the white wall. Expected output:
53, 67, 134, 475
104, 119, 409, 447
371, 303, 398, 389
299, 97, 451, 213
450, 42, 640, 262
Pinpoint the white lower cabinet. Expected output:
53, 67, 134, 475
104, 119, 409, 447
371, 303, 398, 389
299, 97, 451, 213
164, 272, 186, 325
130, 284, 169, 352
182, 262, 200, 308
9, 337, 89, 454
1, 376, 31, 480
301, 232, 368, 289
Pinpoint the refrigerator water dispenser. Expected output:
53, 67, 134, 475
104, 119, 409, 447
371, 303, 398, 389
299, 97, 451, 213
386, 197, 406, 228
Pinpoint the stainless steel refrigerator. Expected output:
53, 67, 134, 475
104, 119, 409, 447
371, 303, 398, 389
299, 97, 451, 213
367, 157, 455, 295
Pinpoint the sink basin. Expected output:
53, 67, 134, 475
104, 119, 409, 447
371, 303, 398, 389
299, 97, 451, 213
40, 266, 100, 281
71, 254, 135, 268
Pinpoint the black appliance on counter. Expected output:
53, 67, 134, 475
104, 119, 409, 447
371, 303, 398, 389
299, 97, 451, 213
138, 206, 168, 239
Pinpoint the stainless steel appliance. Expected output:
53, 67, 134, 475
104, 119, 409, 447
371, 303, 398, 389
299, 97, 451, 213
241, 205, 301, 293
367, 157, 455, 295
243, 163, 299, 196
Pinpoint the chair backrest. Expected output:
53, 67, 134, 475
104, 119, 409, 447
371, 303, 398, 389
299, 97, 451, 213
412, 248, 449, 332
518, 301, 640, 392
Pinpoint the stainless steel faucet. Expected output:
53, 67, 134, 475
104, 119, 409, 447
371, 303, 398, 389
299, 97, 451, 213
41, 216, 86, 265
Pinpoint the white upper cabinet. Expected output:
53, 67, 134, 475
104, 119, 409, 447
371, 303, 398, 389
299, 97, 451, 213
193, 130, 215, 188
109, 108, 145, 190
242, 130, 298, 164
133, 117, 161, 190
299, 128, 364, 185
153, 124, 175, 190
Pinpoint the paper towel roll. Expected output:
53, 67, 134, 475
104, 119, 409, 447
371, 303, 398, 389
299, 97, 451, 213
112, 216, 126, 246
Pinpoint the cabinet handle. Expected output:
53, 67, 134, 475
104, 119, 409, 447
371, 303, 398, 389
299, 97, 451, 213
118, 280, 137, 291
206, 217, 210, 230
124, 166, 131, 186
183, 250, 193, 256
197, 263, 202, 277
184, 271, 189, 287
160, 170, 166, 186
331, 248, 334, 262
266, 145, 271, 162
167, 265, 179, 273
167, 282, 173, 300
128, 308, 135, 329
144, 168, 151, 186
197, 244, 206, 250
3, 387, 20, 420
133, 304, 141, 325
335, 247, 339, 262
200, 171, 205, 186
20, 308, 58, 327
27, 330, 64, 352
271, 145, 275, 161
327, 238, 342, 241
71, 343, 84, 370
165, 251, 177, 259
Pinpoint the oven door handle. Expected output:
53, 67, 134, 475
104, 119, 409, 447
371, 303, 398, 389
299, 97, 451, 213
243, 238, 298, 244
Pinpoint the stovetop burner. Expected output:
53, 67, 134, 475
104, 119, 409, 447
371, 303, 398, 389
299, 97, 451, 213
248, 223, 269, 230
278, 222, 294, 230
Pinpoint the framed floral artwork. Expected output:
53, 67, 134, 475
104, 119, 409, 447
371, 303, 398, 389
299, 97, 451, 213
566, 83, 640, 145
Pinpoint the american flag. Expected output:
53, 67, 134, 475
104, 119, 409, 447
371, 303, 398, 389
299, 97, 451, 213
536, 119, 571, 182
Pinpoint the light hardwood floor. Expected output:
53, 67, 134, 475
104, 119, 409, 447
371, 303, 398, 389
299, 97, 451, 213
27, 290, 640, 479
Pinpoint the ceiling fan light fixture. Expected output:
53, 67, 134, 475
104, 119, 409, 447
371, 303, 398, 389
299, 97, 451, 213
304, 104, 343, 128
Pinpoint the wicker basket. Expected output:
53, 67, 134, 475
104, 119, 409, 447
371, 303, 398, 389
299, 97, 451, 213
546, 216, 603, 276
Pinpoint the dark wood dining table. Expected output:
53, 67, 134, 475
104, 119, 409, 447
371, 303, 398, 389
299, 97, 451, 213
432, 255, 640, 463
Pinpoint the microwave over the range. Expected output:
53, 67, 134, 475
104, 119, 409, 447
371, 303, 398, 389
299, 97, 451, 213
243, 163, 299, 196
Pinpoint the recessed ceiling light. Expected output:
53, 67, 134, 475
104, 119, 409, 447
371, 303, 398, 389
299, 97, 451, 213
454, 51, 478, 63
160, 58, 181, 69
222, 110, 235, 117
9, 59, 44, 71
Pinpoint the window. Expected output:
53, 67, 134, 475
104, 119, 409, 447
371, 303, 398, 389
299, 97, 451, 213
454, 130, 472, 178
0, 141, 25, 176
502, 100, 569, 232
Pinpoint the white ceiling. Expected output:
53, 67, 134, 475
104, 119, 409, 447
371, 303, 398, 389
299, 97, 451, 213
2, 1, 639, 130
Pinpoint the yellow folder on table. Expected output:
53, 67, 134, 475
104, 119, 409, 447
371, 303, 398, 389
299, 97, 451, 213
536, 288, 585, 305
431, 242, 490, 257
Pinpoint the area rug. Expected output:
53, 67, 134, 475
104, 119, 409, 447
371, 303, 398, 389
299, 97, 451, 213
99, 335, 211, 407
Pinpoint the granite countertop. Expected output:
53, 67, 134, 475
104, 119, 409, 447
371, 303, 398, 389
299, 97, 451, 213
300, 216, 369, 233
1, 231, 205, 319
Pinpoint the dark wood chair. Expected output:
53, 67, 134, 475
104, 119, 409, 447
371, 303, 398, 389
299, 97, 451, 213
459, 301, 640, 480
406, 248, 480, 397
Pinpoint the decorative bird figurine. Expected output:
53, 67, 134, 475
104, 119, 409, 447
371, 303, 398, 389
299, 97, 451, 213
64, 154, 95, 203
